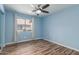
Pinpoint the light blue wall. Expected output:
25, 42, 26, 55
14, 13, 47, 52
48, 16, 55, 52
0, 12, 2, 47
5, 9, 42, 44
0, 13, 5, 47
42, 5, 79, 50
5, 10, 14, 44
34, 17, 43, 39
0, 4, 5, 48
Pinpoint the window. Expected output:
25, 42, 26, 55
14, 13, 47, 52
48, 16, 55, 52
16, 19, 32, 32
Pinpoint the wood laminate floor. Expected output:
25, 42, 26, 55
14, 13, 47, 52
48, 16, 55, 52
0, 39, 79, 55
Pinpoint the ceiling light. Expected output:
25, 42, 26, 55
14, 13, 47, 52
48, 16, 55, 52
36, 10, 41, 14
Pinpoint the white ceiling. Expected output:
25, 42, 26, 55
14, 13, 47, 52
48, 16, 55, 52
4, 4, 75, 16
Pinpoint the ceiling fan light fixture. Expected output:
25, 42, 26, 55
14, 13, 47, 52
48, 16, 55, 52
36, 10, 41, 14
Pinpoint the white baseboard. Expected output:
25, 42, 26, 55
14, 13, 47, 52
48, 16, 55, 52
6, 39, 38, 45
44, 39, 79, 52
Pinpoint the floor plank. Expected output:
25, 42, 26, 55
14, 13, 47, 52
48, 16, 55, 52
0, 39, 79, 55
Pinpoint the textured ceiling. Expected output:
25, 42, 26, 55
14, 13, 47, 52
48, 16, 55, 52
4, 4, 75, 16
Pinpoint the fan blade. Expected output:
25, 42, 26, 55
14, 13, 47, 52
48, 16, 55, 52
32, 10, 37, 12
38, 4, 41, 7
41, 10, 49, 13
42, 4, 49, 9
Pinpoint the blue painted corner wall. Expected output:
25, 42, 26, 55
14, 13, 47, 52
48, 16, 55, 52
0, 4, 43, 46
5, 10, 43, 44
42, 5, 79, 50
0, 4, 5, 48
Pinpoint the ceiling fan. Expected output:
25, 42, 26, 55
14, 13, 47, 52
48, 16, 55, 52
31, 4, 50, 15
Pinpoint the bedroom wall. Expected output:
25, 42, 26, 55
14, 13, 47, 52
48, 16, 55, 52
0, 12, 1, 47
42, 5, 79, 50
5, 10, 15, 44
5, 9, 42, 44
0, 4, 5, 48
34, 17, 43, 39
